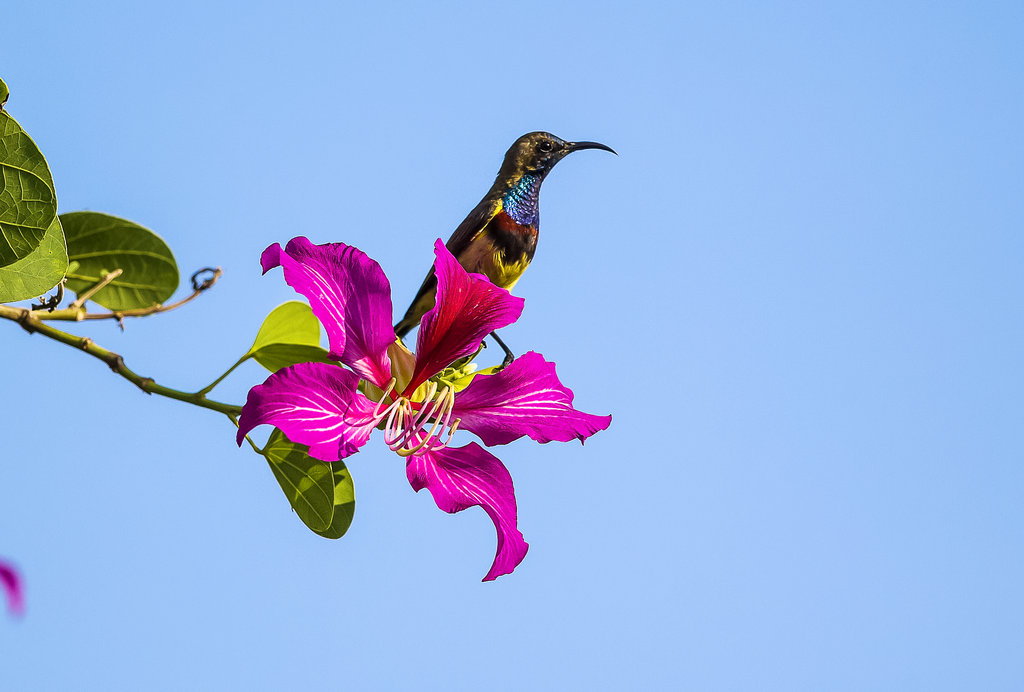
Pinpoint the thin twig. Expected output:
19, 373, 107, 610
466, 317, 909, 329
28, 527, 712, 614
69, 268, 123, 309
0, 304, 242, 417
34, 267, 223, 322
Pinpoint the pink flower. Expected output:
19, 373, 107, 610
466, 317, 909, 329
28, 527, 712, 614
0, 560, 24, 616
238, 238, 610, 580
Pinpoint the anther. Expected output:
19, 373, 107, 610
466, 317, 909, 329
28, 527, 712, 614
441, 418, 462, 445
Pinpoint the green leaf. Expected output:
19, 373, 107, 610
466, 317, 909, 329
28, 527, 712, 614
0, 78, 8, 109
0, 110, 58, 267
60, 211, 179, 310
251, 301, 320, 350
262, 429, 355, 538
0, 215, 68, 303
314, 460, 356, 540
247, 301, 336, 372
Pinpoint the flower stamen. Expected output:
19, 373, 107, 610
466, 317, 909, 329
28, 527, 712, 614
409, 382, 441, 431
410, 385, 448, 433
372, 376, 463, 457
372, 378, 399, 419
438, 417, 462, 446
383, 399, 406, 446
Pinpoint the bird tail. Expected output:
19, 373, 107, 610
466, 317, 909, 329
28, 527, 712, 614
394, 315, 417, 339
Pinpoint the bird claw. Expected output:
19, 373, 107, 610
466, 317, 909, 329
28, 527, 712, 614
489, 331, 515, 369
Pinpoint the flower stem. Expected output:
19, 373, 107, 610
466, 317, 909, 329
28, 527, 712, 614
0, 304, 242, 417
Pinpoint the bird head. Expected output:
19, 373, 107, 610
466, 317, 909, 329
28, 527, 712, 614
502, 132, 616, 178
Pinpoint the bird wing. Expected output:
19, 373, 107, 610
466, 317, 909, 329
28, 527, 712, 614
394, 195, 502, 338
444, 195, 503, 258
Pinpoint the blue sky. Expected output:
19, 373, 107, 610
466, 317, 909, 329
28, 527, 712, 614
2, 2, 1022, 689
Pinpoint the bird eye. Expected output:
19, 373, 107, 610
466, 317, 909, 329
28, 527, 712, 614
538, 140, 554, 153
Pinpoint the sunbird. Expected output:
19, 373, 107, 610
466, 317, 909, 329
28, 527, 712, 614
394, 131, 615, 363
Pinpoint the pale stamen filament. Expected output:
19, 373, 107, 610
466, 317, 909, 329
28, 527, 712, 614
438, 387, 456, 431
434, 389, 459, 447
410, 385, 449, 433
383, 400, 406, 446
371, 378, 398, 419
396, 413, 445, 456
416, 380, 438, 408
375, 398, 403, 438
380, 381, 436, 451
396, 385, 457, 457
386, 402, 413, 450
408, 383, 441, 431
429, 388, 460, 450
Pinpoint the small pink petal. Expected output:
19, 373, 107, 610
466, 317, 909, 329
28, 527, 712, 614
237, 362, 377, 461
408, 240, 524, 394
0, 560, 24, 616
454, 351, 612, 446
270, 237, 394, 387
260, 243, 283, 274
407, 442, 529, 581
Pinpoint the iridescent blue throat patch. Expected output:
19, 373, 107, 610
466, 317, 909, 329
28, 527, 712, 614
502, 173, 542, 226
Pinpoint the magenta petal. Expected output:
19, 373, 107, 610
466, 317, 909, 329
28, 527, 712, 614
455, 351, 612, 446
406, 443, 529, 581
272, 237, 394, 387
0, 560, 23, 616
237, 362, 377, 462
408, 239, 524, 393
260, 243, 282, 274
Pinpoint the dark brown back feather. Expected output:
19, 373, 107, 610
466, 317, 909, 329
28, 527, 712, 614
393, 194, 501, 338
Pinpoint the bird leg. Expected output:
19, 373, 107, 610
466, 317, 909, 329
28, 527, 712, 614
489, 331, 514, 368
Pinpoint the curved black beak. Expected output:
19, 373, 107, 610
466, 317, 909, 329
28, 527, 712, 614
567, 140, 617, 155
